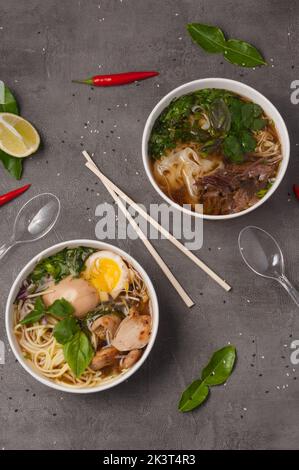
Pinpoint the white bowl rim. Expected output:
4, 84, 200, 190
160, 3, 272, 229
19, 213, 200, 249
5, 239, 159, 394
142, 78, 290, 220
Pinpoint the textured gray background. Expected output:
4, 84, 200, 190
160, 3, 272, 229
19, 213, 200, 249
0, 0, 299, 450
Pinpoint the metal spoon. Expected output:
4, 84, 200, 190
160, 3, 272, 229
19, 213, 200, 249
0, 193, 60, 260
238, 225, 299, 307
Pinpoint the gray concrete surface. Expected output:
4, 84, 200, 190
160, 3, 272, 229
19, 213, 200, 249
0, 0, 299, 450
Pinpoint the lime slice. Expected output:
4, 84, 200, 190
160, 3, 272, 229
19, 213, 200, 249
0, 112, 40, 158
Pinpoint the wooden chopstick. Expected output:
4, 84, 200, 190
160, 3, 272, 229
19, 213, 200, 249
82, 151, 231, 292
84, 161, 194, 308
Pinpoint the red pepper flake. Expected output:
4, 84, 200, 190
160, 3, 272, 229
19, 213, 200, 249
293, 184, 299, 200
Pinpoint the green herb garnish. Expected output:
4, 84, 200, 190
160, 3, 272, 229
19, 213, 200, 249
30, 246, 95, 283
20, 297, 45, 325
178, 345, 236, 412
63, 331, 94, 378
149, 89, 266, 163
0, 84, 22, 179
20, 296, 94, 377
187, 23, 267, 67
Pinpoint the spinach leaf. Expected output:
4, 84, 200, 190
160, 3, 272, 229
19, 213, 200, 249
187, 23, 266, 68
30, 246, 95, 282
63, 331, 94, 377
47, 298, 74, 319
53, 317, 80, 344
0, 85, 19, 114
0, 150, 22, 179
20, 297, 46, 325
178, 345, 236, 412
187, 23, 226, 53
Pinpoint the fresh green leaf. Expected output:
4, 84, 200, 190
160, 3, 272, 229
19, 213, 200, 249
224, 39, 267, 67
53, 317, 80, 344
161, 95, 195, 126
47, 298, 74, 319
223, 135, 243, 162
201, 346, 236, 386
178, 379, 209, 412
209, 98, 231, 133
30, 247, 96, 282
0, 86, 19, 114
252, 118, 266, 131
240, 131, 256, 153
186, 23, 266, 68
20, 297, 46, 325
63, 331, 94, 377
0, 150, 23, 179
178, 345, 237, 412
187, 23, 226, 53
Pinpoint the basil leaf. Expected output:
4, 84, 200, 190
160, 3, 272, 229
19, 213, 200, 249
20, 297, 46, 325
63, 331, 94, 377
224, 39, 267, 67
178, 379, 209, 412
201, 345, 236, 386
47, 298, 74, 319
187, 23, 226, 53
178, 345, 237, 412
0, 85, 19, 114
187, 23, 266, 68
54, 317, 80, 344
0, 150, 22, 179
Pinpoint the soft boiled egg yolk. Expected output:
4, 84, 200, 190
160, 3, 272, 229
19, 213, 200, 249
82, 251, 129, 299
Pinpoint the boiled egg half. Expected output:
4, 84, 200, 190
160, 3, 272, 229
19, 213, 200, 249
82, 250, 129, 300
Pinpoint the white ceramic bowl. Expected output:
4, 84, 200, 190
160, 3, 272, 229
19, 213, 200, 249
142, 78, 290, 220
5, 240, 159, 394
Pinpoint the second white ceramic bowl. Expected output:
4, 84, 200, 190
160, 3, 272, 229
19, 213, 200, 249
142, 78, 290, 220
5, 240, 159, 394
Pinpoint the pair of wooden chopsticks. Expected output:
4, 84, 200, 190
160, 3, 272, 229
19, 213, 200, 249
82, 150, 231, 307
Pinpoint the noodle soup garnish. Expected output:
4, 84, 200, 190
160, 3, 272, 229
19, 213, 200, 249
149, 89, 282, 215
14, 247, 152, 389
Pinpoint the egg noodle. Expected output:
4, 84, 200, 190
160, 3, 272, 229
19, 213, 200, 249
13, 261, 149, 389
14, 305, 125, 388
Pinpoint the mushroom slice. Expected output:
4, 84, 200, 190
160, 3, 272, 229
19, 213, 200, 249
112, 313, 151, 351
120, 349, 143, 370
90, 313, 122, 340
90, 346, 118, 371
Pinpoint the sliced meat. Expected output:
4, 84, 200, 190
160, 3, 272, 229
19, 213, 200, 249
90, 313, 122, 340
120, 349, 143, 370
90, 346, 118, 371
112, 312, 151, 351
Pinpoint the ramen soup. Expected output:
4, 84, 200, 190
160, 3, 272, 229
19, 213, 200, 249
149, 89, 282, 215
13, 247, 152, 389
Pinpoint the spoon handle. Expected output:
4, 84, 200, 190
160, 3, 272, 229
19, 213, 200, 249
0, 242, 14, 260
278, 274, 299, 307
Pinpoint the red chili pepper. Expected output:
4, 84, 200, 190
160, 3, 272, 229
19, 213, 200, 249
293, 184, 299, 200
72, 71, 159, 87
0, 184, 31, 207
